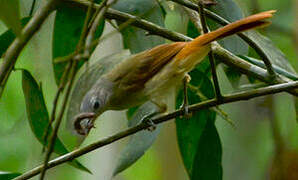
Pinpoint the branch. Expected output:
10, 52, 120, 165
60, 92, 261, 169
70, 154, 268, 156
64, 0, 298, 96
197, 1, 223, 99
170, 0, 277, 77
0, 0, 58, 97
63, 0, 192, 41
39, 0, 99, 178
213, 45, 298, 96
13, 81, 298, 180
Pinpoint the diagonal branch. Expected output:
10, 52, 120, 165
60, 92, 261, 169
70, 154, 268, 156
170, 0, 277, 77
0, 0, 58, 97
197, 1, 223, 100
65, 0, 298, 96
13, 81, 298, 180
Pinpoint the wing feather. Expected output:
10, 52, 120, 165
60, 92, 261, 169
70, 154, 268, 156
106, 42, 186, 91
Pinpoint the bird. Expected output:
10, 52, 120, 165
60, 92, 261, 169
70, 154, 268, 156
74, 10, 275, 135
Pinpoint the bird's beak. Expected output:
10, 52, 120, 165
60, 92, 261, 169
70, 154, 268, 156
74, 112, 96, 135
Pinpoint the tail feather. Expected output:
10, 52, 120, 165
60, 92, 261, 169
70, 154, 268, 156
174, 10, 275, 61
194, 10, 276, 46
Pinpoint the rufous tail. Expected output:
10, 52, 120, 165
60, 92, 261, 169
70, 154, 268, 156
194, 10, 275, 45
175, 10, 275, 61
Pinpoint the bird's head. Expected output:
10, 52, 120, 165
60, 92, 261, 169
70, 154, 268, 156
74, 87, 109, 136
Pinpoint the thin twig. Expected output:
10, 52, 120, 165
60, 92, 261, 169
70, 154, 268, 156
213, 44, 298, 96
39, 0, 96, 178
197, 1, 223, 99
0, 0, 58, 98
84, 0, 109, 56
241, 56, 298, 81
13, 81, 298, 180
29, 0, 36, 16
42, 61, 73, 152
65, 0, 298, 96
39, 63, 78, 180
170, 0, 277, 77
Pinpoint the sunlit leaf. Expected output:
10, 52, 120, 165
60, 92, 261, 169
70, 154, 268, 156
66, 51, 131, 144
113, 0, 165, 53
113, 102, 162, 176
0, 0, 21, 36
21, 70, 91, 174
0, 171, 21, 179
52, 2, 105, 85
176, 69, 222, 179
0, 17, 30, 57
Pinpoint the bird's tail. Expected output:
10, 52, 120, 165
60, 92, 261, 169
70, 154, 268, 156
174, 10, 275, 61
194, 10, 275, 45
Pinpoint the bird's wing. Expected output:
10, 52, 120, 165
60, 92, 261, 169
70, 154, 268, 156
106, 42, 187, 91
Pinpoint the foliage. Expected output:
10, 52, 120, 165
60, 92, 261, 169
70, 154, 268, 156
0, 0, 297, 179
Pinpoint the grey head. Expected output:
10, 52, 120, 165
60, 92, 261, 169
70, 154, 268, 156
74, 79, 113, 135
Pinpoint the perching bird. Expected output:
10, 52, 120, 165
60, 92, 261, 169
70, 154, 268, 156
74, 10, 275, 135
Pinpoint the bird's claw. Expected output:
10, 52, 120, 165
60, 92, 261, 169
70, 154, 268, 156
141, 112, 159, 132
180, 104, 192, 118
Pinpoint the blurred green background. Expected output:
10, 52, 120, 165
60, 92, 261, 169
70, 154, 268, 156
0, 0, 297, 179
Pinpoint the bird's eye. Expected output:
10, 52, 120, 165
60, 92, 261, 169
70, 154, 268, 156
92, 100, 100, 110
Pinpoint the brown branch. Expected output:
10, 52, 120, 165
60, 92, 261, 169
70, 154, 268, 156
197, 1, 223, 99
64, 0, 298, 96
170, 0, 277, 77
0, 0, 58, 97
39, 0, 96, 178
13, 81, 298, 180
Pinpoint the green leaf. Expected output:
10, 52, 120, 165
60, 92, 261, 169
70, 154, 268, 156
52, 2, 105, 85
0, 171, 21, 179
176, 69, 222, 179
240, 55, 298, 81
209, 0, 248, 55
21, 70, 91, 174
66, 50, 131, 144
113, 102, 162, 176
244, 31, 296, 74
208, 0, 248, 88
126, 106, 139, 120
191, 118, 222, 180
0, 17, 30, 57
113, 0, 165, 53
0, 0, 21, 36
295, 98, 298, 122
222, 66, 242, 89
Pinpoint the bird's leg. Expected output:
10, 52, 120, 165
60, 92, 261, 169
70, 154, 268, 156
180, 74, 192, 118
142, 101, 167, 132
